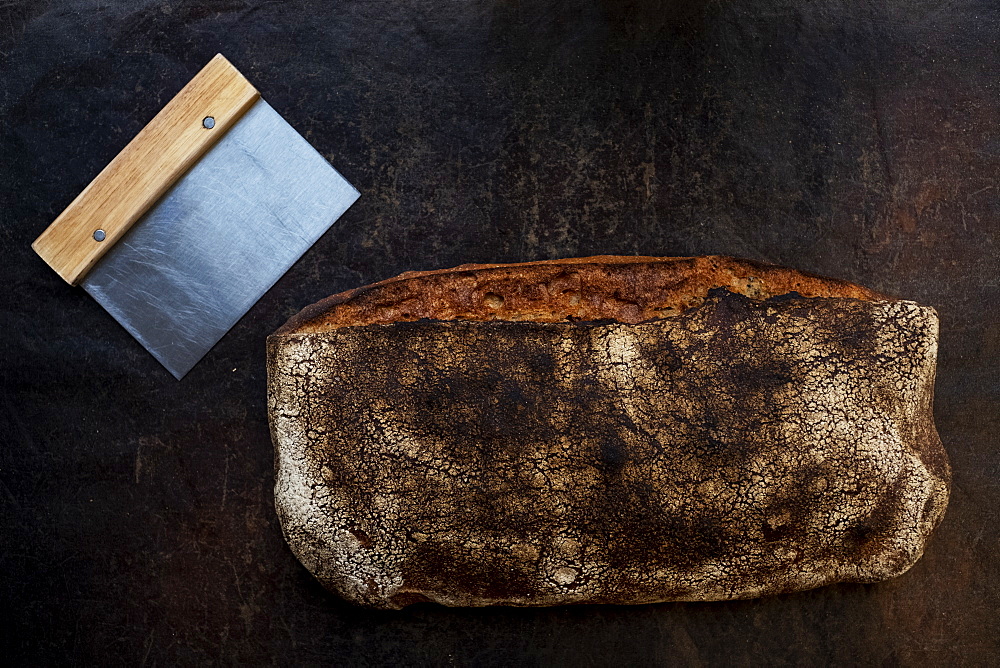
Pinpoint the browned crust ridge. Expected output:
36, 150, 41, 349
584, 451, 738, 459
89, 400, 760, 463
274, 255, 889, 335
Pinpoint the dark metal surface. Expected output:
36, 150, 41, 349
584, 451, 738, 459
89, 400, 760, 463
2, 0, 997, 664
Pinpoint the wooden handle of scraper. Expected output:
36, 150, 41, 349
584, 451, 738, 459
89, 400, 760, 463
31, 54, 260, 285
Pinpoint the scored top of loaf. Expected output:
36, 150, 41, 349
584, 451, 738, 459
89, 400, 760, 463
274, 255, 889, 335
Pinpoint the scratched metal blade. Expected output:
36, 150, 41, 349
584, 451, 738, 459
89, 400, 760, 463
81, 99, 360, 379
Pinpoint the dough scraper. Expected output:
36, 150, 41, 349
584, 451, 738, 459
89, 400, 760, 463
32, 54, 359, 379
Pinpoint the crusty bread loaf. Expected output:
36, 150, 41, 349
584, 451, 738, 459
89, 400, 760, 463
268, 256, 949, 609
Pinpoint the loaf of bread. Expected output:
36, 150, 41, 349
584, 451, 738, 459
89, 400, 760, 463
268, 256, 950, 609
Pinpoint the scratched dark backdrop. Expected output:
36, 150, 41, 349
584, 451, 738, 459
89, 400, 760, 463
2, 0, 997, 665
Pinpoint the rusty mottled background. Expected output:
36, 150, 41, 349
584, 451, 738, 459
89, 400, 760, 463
2, 0, 997, 664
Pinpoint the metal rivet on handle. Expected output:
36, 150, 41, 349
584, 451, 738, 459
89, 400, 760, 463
93, 229, 106, 242
203, 116, 215, 129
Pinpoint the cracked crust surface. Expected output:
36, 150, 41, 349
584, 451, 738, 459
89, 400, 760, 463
267, 257, 949, 609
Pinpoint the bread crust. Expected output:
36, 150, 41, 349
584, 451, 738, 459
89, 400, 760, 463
275, 255, 888, 335
268, 257, 948, 609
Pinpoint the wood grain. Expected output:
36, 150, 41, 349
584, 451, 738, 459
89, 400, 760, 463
31, 54, 260, 285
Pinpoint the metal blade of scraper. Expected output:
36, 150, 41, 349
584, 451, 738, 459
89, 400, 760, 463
80, 98, 359, 379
